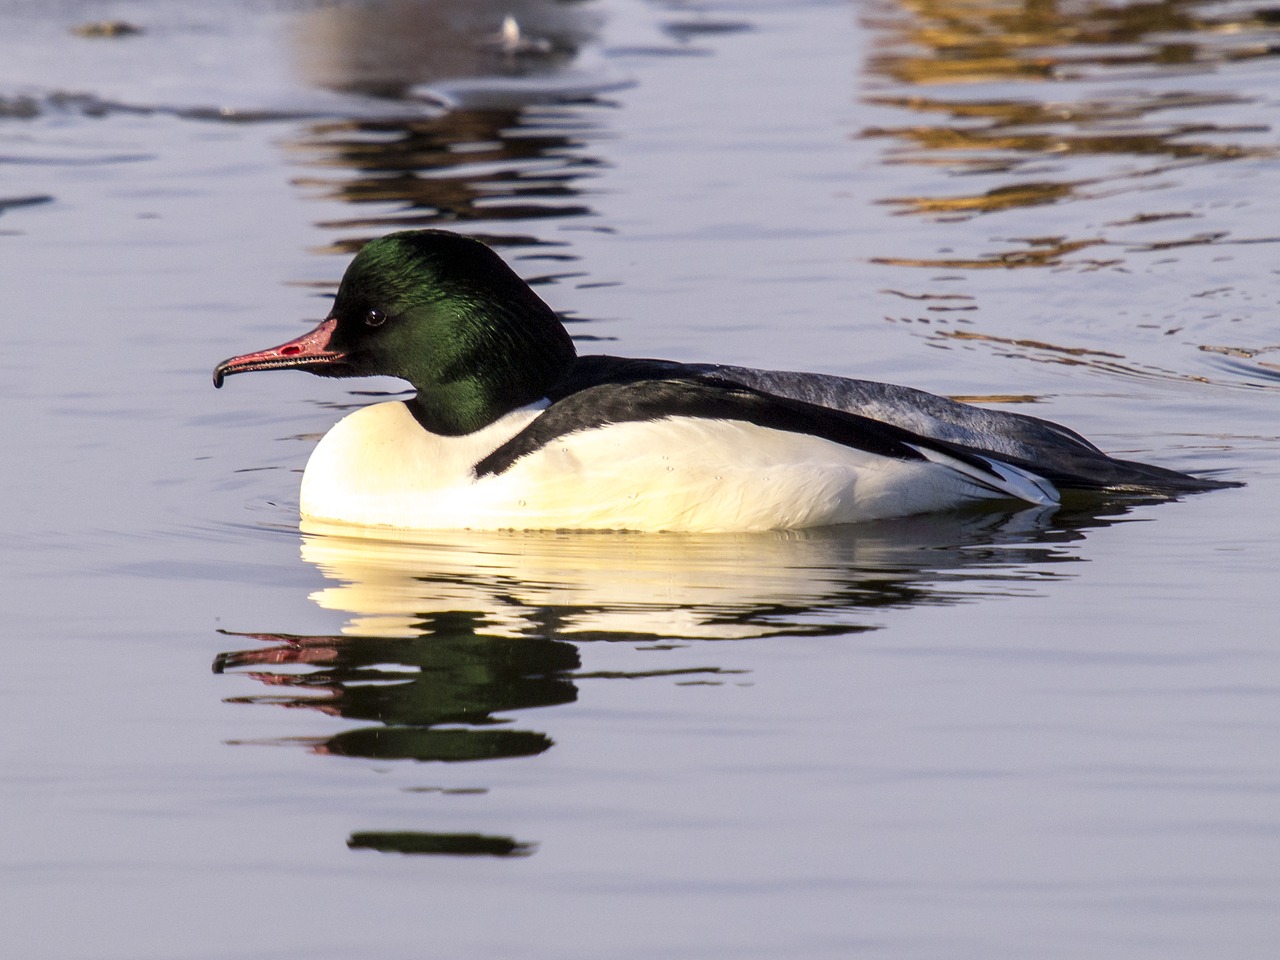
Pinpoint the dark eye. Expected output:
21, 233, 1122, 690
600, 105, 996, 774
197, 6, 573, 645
364, 307, 386, 327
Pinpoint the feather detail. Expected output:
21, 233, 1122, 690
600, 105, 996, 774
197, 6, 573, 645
905, 444, 1059, 506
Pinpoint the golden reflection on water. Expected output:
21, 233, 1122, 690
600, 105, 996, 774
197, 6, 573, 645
861, 0, 1280, 237
873, 234, 1109, 268
868, 0, 1280, 88
861, 0, 1280, 385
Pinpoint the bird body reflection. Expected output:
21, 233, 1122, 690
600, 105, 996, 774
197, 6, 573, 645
214, 500, 1157, 853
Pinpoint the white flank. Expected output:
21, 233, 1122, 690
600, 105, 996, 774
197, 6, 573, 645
300, 401, 1062, 533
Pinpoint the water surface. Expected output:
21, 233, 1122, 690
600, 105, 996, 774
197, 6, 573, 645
2, 1, 1278, 958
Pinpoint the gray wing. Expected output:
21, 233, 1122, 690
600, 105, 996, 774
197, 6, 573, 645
558, 357, 1231, 494
698, 365, 1098, 460
694, 364, 1232, 494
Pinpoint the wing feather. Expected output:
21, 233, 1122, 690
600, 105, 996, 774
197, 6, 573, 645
475, 376, 1058, 507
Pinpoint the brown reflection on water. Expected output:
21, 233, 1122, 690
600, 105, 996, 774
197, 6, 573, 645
867, 0, 1280, 89
881, 311, 1223, 383
276, 0, 620, 274
939, 328, 1213, 382
861, 0, 1280, 241
290, 105, 603, 252
861, 0, 1280, 384
873, 234, 1110, 268
867, 91, 1259, 189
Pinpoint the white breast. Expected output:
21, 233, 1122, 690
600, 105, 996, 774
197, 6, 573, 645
299, 399, 1057, 533
300, 400, 543, 528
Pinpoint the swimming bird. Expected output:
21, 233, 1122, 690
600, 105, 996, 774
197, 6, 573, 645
214, 230, 1234, 532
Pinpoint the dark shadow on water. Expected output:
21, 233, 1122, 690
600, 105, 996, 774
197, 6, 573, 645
216, 614, 577, 722
213, 497, 1167, 855
215, 619, 576, 763
348, 831, 534, 857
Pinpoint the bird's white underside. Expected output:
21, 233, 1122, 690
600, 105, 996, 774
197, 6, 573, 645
299, 399, 1058, 533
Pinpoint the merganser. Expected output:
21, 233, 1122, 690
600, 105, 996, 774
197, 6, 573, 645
214, 230, 1235, 532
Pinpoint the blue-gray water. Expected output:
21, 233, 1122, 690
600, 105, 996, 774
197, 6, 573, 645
2, 1, 1278, 957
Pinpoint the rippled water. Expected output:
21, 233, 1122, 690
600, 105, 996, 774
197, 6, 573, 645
2, 1, 1278, 958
